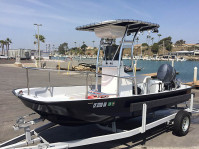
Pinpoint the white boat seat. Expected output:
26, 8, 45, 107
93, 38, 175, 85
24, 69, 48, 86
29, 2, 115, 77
136, 75, 151, 84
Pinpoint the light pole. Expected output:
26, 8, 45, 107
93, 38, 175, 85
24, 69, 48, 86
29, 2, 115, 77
48, 44, 51, 52
34, 24, 42, 67
46, 44, 48, 52
52, 44, 55, 52
92, 40, 95, 47
74, 42, 77, 47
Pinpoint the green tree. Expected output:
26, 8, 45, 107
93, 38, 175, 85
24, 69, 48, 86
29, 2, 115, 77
58, 42, 68, 55
81, 44, 87, 54
142, 43, 149, 50
0, 40, 7, 55
34, 34, 45, 54
34, 34, 45, 43
142, 43, 149, 47
151, 43, 159, 54
5, 38, 12, 56
69, 47, 79, 55
158, 36, 172, 51
175, 39, 186, 46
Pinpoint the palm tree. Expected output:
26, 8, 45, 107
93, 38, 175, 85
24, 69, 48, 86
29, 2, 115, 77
0, 40, 6, 55
146, 35, 151, 45
92, 40, 95, 47
34, 34, 45, 54
35, 34, 45, 43
52, 44, 55, 51
74, 42, 77, 47
151, 37, 154, 45
83, 41, 85, 45
158, 34, 162, 42
5, 38, 12, 56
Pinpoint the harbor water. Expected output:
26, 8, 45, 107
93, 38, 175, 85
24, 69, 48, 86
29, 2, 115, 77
124, 60, 199, 83
50, 56, 198, 83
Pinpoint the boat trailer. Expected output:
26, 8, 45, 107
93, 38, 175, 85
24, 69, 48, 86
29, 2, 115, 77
1, 94, 199, 149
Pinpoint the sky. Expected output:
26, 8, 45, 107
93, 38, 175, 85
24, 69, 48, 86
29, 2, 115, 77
0, 0, 199, 50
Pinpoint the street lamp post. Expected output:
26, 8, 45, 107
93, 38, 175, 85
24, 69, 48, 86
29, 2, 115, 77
46, 44, 47, 52
34, 24, 42, 67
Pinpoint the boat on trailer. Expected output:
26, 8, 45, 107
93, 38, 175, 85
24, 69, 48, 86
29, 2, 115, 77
13, 19, 192, 126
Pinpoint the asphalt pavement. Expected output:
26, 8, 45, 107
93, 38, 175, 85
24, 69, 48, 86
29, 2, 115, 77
0, 64, 199, 149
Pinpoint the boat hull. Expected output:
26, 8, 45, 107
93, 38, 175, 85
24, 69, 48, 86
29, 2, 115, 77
13, 88, 191, 126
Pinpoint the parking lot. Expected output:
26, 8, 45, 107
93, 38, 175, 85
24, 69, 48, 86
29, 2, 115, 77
0, 64, 199, 149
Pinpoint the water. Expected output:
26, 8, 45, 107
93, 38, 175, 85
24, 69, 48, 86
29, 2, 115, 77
51, 56, 198, 83
50, 56, 69, 61
123, 60, 199, 83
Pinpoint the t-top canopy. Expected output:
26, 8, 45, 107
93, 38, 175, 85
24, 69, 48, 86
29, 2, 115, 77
76, 19, 159, 38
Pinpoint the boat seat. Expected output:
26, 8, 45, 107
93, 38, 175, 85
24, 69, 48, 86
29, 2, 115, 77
136, 75, 151, 84
135, 75, 152, 95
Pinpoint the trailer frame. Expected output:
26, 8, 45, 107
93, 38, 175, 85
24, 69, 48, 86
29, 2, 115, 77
1, 94, 198, 149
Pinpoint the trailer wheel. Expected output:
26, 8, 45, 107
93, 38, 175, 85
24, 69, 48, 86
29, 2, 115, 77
173, 110, 191, 136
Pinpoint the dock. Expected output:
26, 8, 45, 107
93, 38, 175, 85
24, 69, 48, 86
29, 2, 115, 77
184, 80, 199, 88
143, 71, 179, 78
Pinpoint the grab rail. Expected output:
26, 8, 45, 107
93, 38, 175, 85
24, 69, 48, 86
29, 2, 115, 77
23, 67, 135, 80
24, 67, 135, 97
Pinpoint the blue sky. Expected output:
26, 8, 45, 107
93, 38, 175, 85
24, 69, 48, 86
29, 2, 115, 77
0, 0, 199, 50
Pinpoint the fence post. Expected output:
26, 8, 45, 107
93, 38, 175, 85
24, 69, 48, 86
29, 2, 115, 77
85, 72, 88, 99
194, 67, 198, 83
172, 60, 174, 67
26, 68, 30, 95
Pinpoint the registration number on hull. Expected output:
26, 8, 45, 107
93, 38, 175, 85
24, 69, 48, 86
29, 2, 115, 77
92, 101, 115, 108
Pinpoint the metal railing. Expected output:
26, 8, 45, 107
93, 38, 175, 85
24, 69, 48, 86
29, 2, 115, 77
24, 67, 135, 97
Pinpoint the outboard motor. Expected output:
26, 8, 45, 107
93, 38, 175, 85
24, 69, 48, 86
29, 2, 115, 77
157, 64, 176, 90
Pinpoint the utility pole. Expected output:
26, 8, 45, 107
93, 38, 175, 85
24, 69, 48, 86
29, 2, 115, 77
52, 44, 55, 52
48, 44, 51, 52
141, 45, 142, 57
46, 44, 47, 52
34, 24, 42, 67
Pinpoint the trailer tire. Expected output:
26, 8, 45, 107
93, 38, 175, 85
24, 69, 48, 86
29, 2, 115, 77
173, 110, 191, 136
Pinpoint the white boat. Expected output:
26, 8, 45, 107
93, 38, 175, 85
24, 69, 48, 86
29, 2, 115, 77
12, 19, 192, 126
0, 55, 8, 59
1, 19, 197, 149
